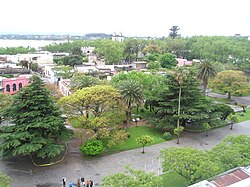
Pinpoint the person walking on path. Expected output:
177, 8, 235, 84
81, 177, 85, 186
68, 181, 73, 187
62, 177, 66, 187
90, 180, 93, 187
77, 178, 81, 187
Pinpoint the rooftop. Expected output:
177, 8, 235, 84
189, 166, 250, 187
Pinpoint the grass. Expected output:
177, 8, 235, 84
208, 96, 232, 104
161, 172, 188, 187
236, 108, 250, 122
103, 126, 166, 154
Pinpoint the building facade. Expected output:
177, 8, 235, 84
2, 77, 29, 94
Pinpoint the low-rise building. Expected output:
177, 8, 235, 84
189, 166, 250, 187
58, 79, 71, 96
177, 58, 192, 66
44, 64, 58, 83
132, 61, 148, 70
1, 76, 29, 94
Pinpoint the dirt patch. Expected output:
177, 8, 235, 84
129, 119, 148, 127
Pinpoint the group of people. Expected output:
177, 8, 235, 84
62, 177, 94, 187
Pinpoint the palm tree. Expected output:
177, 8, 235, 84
175, 67, 187, 128
119, 80, 144, 131
197, 61, 216, 96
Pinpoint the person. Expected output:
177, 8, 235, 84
86, 180, 90, 187
77, 178, 81, 187
81, 177, 85, 186
90, 180, 93, 187
62, 177, 66, 187
69, 181, 73, 187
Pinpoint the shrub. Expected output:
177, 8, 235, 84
80, 139, 103, 156
162, 132, 172, 140
214, 104, 234, 120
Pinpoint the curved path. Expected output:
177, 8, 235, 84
1, 120, 250, 187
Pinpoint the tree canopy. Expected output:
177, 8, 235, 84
0, 75, 70, 158
101, 165, 162, 187
209, 70, 250, 99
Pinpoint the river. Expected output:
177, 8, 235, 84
0, 39, 68, 49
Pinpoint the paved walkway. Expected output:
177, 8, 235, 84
0, 120, 250, 187
208, 92, 250, 106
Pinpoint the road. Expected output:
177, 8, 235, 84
1, 120, 250, 187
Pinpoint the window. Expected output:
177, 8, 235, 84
19, 83, 22, 89
13, 84, 17, 91
6, 84, 10, 92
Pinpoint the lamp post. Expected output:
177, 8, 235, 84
133, 117, 140, 127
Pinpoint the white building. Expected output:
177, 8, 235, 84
58, 79, 71, 96
44, 64, 58, 83
112, 32, 124, 42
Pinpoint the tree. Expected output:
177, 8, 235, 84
160, 147, 222, 184
153, 69, 209, 131
118, 80, 144, 130
0, 93, 13, 124
0, 172, 12, 187
71, 46, 82, 55
124, 38, 147, 62
19, 60, 29, 69
174, 126, 184, 144
70, 73, 100, 92
159, 53, 177, 69
97, 40, 124, 64
59, 85, 121, 118
197, 61, 216, 96
210, 70, 249, 100
101, 165, 162, 187
169, 26, 180, 38
31, 62, 38, 72
61, 55, 83, 67
147, 61, 162, 69
45, 83, 64, 101
0, 75, 69, 158
53, 65, 74, 79
136, 135, 154, 153
175, 67, 187, 129
142, 44, 161, 55
213, 103, 234, 120
209, 135, 250, 171
227, 114, 239, 130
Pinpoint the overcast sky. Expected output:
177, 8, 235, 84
1, 0, 250, 37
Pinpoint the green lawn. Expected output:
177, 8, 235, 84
207, 96, 232, 104
161, 172, 188, 187
103, 126, 166, 153
236, 108, 250, 122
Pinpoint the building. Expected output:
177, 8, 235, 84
1, 76, 29, 94
112, 32, 124, 42
58, 79, 71, 96
44, 64, 58, 83
177, 58, 192, 66
189, 166, 250, 187
132, 61, 148, 70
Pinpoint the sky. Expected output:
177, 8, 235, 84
1, 0, 250, 37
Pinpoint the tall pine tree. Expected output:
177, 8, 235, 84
0, 75, 69, 158
153, 68, 210, 130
